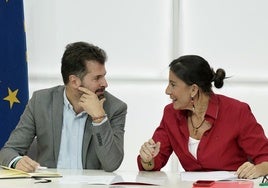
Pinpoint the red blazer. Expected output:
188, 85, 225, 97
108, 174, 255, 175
138, 93, 268, 171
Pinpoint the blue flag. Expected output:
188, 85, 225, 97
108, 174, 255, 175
0, 1, 29, 148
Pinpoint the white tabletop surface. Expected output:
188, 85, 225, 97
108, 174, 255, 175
0, 169, 262, 188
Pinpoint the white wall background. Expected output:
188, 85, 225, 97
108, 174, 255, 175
24, 0, 268, 172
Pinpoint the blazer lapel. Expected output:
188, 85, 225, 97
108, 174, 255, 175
52, 86, 64, 163
82, 117, 92, 168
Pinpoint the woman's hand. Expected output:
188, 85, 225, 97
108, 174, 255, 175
236, 161, 259, 179
140, 139, 160, 162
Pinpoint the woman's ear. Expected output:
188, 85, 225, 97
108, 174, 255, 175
191, 84, 199, 97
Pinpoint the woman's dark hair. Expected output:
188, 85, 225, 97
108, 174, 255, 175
169, 55, 226, 94
61, 41, 107, 85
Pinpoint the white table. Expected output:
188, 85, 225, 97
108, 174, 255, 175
0, 169, 262, 188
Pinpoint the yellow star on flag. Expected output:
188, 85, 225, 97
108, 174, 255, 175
3, 87, 20, 109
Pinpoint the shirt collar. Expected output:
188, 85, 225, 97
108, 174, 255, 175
63, 88, 87, 116
206, 92, 219, 120
63, 89, 72, 110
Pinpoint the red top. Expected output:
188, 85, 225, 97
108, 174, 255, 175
138, 93, 268, 171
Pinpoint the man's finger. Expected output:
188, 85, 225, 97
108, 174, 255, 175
100, 98, 106, 105
78, 87, 94, 95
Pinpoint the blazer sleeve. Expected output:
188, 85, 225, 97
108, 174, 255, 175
0, 93, 37, 166
90, 94, 127, 172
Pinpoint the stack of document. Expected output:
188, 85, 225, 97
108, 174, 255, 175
0, 165, 62, 179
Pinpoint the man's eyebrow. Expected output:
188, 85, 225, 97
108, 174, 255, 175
94, 73, 106, 78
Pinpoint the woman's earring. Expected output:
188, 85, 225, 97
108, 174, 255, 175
191, 96, 195, 111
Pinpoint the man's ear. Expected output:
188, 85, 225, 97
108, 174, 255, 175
69, 75, 81, 88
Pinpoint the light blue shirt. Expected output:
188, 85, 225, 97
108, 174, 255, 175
57, 90, 87, 169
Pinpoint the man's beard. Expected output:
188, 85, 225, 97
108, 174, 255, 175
95, 86, 105, 100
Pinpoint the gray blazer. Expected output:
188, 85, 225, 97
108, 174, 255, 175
0, 86, 127, 172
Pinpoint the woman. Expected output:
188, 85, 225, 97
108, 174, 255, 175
137, 55, 268, 179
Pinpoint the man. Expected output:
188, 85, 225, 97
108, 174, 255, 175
0, 42, 127, 172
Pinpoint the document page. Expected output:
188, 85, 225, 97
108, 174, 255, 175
59, 171, 166, 185
59, 175, 116, 185
0, 166, 61, 179
181, 171, 237, 181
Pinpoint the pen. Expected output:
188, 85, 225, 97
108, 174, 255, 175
37, 166, 48, 170
34, 179, 51, 184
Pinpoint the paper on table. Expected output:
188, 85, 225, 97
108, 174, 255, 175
59, 175, 117, 185
111, 173, 161, 185
59, 172, 165, 185
0, 165, 62, 179
180, 171, 237, 181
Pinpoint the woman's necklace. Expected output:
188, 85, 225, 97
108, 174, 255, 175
190, 115, 205, 135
